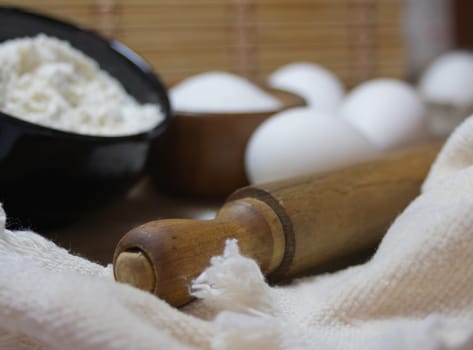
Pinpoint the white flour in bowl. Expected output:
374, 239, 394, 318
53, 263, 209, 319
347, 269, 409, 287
170, 72, 282, 113
0, 34, 164, 136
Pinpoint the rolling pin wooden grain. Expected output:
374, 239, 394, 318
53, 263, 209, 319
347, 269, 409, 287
114, 143, 441, 307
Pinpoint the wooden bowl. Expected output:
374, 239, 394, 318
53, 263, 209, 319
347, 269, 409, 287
148, 88, 305, 198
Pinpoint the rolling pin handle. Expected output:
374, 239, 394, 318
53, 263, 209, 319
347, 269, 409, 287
113, 198, 286, 306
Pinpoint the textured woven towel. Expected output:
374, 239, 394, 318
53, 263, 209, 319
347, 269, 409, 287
2, 117, 473, 350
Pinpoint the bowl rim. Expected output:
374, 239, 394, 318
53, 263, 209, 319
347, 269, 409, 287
0, 6, 172, 142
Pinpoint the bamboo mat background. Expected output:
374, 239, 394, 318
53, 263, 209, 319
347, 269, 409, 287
0, 0, 405, 88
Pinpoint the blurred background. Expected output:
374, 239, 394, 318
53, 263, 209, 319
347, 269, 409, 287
0, 0, 469, 88
1, 0, 471, 263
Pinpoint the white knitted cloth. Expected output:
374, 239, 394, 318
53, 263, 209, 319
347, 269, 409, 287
2, 117, 473, 350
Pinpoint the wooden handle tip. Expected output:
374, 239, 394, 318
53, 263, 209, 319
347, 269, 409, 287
114, 251, 156, 293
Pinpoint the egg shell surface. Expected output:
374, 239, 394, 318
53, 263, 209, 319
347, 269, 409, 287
245, 107, 378, 184
268, 62, 344, 113
418, 51, 473, 107
340, 79, 428, 151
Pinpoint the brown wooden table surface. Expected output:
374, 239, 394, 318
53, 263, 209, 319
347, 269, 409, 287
49, 178, 221, 265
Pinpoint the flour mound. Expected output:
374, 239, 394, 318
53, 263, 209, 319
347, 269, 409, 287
170, 71, 282, 113
0, 34, 163, 136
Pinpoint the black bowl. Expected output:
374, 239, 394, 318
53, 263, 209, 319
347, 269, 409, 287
0, 7, 171, 229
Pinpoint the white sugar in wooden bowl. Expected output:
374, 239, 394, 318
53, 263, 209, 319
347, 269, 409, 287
170, 71, 282, 114
149, 72, 305, 198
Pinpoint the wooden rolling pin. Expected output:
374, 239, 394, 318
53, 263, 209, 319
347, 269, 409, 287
114, 143, 441, 307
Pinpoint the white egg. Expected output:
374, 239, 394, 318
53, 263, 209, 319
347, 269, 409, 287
245, 107, 378, 184
170, 71, 282, 113
419, 51, 473, 106
268, 62, 344, 112
340, 79, 428, 151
